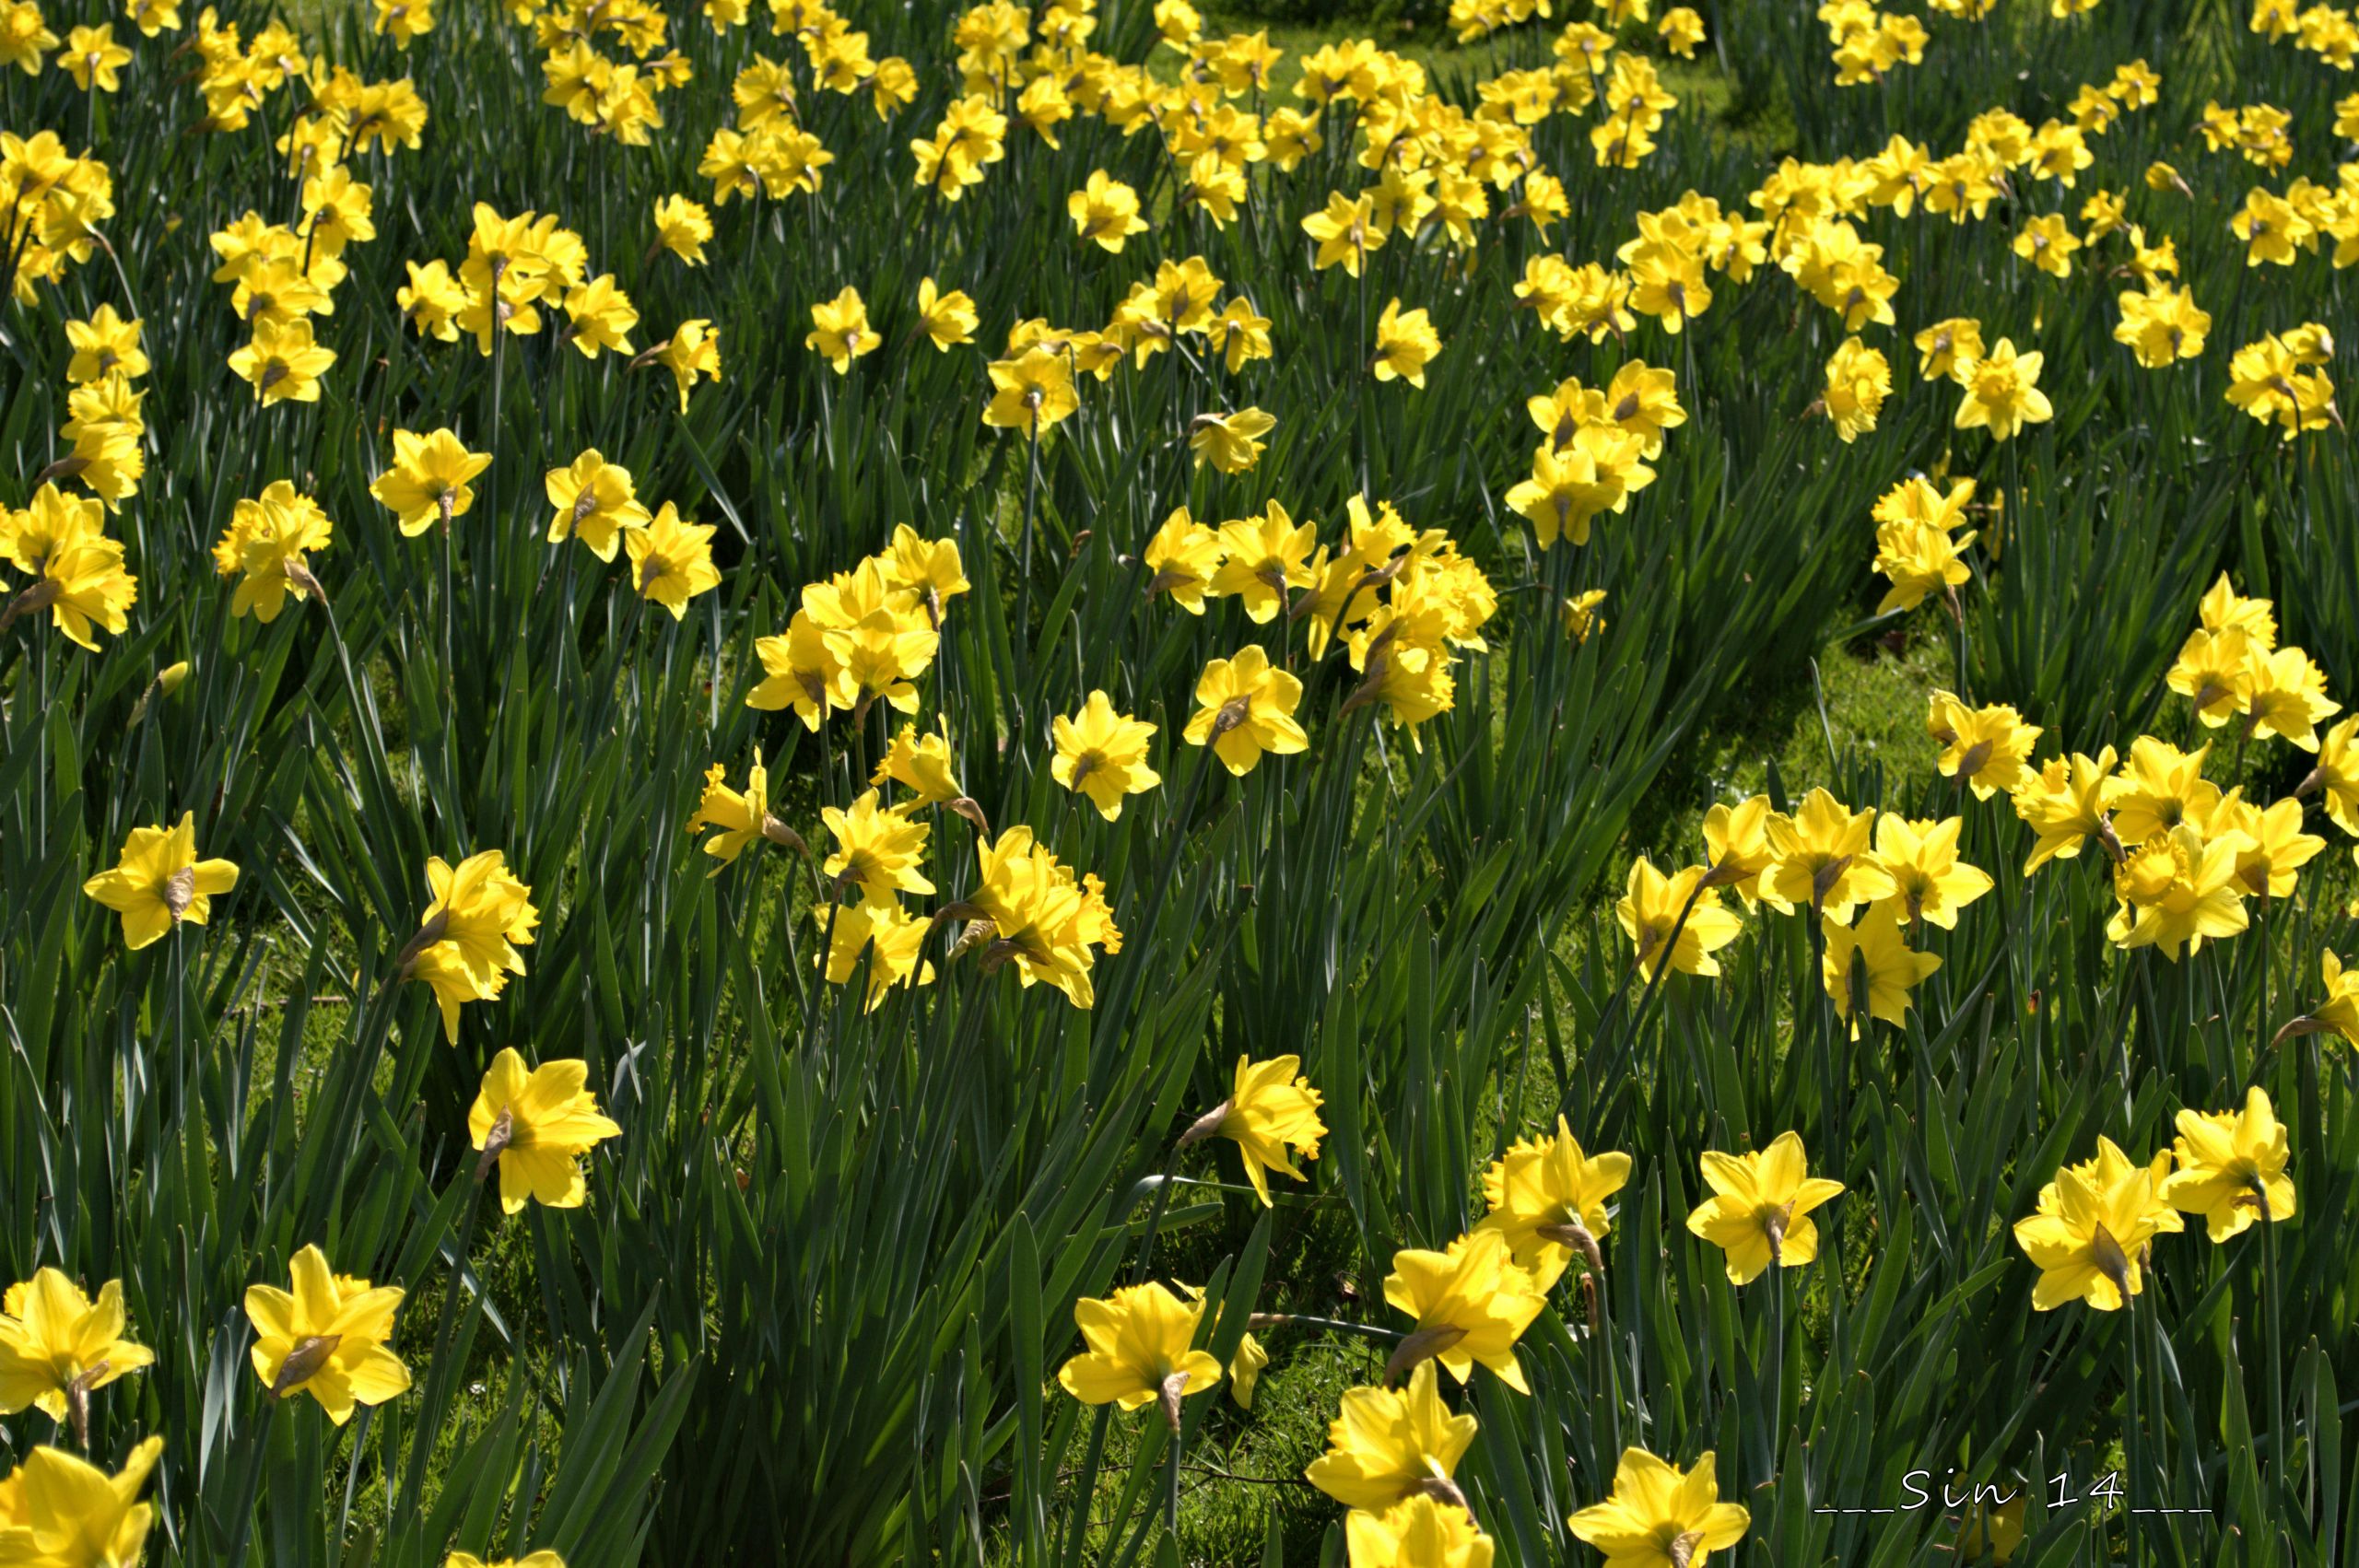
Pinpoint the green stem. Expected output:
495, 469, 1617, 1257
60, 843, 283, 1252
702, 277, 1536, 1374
220, 1394, 277, 1566
396, 1169, 487, 1516
2263, 1193, 2286, 1494
1164, 1412, 1183, 1535
2124, 1300, 2143, 1567
1768, 1264, 1787, 1485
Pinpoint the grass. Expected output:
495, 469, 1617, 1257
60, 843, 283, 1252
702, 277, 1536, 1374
6, 0, 2359, 1565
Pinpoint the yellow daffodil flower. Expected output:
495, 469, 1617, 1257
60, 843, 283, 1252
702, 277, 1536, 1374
1685, 1131, 1844, 1284
1567, 1446, 1750, 1568
2161, 1086, 2294, 1241
1380, 1229, 1546, 1393
1183, 645, 1309, 776
1054, 1281, 1221, 1427
81, 813, 239, 950
243, 1245, 411, 1422
1051, 692, 1160, 820
2013, 1137, 2181, 1310
1182, 1054, 1325, 1206
467, 1049, 624, 1213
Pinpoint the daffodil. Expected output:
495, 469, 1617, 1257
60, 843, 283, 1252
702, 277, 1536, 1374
1562, 589, 1608, 643
212, 481, 333, 622
2223, 795, 2324, 898
815, 898, 937, 1010
2115, 284, 2211, 368
1822, 906, 1942, 1037
225, 310, 337, 403
1380, 1228, 1546, 1393
2302, 717, 2359, 835
2240, 645, 2340, 749
2108, 736, 2221, 845
1208, 502, 1318, 624
1872, 814, 1992, 929
559, 275, 638, 358
1184, 645, 1309, 776
1054, 1281, 1221, 1427
1226, 1332, 1268, 1409
1761, 789, 1894, 920
64, 304, 147, 383
2224, 333, 2339, 441
1504, 424, 1656, 548
1685, 1131, 1844, 1284
959, 825, 1118, 1009
1303, 191, 1383, 275
243, 1245, 412, 1422
2013, 1137, 2182, 1310
1914, 317, 1984, 383
1821, 336, 1890, 442
2281, 949, 2359, 1049
1305, 1361, 1478, 1510
1872, 518, 1974, 614
1069, 169, 1147, 252
2161, 1087, 2294, 1241
403, 849, 539, 1042
1615, 857, 1743, 979
1475, 1117, 1630, 1290
1567, 1447, 1751, 1568
1372, 298, 1440, 387
879, 524, 969, 626
1699, 796, 1777, 905
2012, 214, 2080, 277
747, 611, 854, 730
1954, 338, 2052, 442
0, 1436, 163, 1567
544, 450, 651, 561
651, 193, 712, 264
81, 813, 239, 950
687, 753, 797, 871
1345, 1495, 1496, 1568
820, 788, 933, 905
1182, 1055, 1325, 1206
656, 319, 722, 412
873, 720, 964, 808
467, 1050, 623, 1213
1051, 692, 1160, 820
626, 503, 722, 619
981, 345, 1078, 436
1188, 407, 1276, 474
2107, 822, 2250, 959
914, 276, 977, 350
1926, 691, 2040, 798
805, 286, 880, 372
2168, 626, 2256, 726
370, 427, 492, 537
0, 1270, 155, 1431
